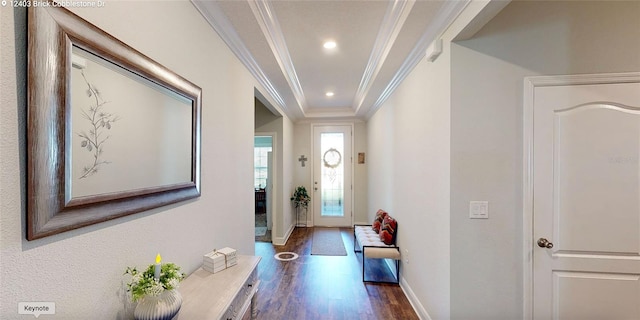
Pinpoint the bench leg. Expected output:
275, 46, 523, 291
362, 248, 400, 285
359, 247, 366, 281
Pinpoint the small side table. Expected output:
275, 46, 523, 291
296, 206, 307, 227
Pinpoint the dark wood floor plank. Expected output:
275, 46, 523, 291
254, 227, 419, 320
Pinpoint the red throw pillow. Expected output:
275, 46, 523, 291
379, 215, 397, 245
372, 210, 388, 233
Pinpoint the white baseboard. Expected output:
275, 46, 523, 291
272, 223, 295, 246
400, 276, 432, 320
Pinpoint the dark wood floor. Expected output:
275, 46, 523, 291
254, 227, 419, 319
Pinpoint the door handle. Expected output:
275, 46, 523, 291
537, 238, 554, 249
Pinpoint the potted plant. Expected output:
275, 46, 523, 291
124, 257, 185, 320
290, 186, 311, 209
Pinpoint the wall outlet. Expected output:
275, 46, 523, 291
469, 201, 489, 219
404, 249, 409, 264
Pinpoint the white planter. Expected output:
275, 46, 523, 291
134, 289, 182, 320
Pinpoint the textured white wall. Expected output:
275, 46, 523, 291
292, 122, 312, 225
281, 118, 295, 241
0, 2, 278, 318
450, 2, 640, 319
353, 122, 368, 224
368, 48, 452, 319
367, 106, 396, 216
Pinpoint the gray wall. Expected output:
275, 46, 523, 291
450, 1, 640, 319
367, 27, 454, 320
353, 122, 369, 223
368, 0, 640, 319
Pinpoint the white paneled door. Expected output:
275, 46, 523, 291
313, 125, 352, 227
530, 75, 640, 319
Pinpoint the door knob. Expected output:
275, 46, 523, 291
537, 238, 553, 249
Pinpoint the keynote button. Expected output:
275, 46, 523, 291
18, 302, 56, 318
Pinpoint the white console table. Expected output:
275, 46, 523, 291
174, 255, 261, 320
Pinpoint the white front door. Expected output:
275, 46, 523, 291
313, 125, 353, 227
530, 75, 640, 319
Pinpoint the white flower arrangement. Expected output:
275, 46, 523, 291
124, 263, 185, 302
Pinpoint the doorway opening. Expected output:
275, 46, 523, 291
255, 135, 273, 242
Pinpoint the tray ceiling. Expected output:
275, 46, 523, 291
192, 0, 469, 121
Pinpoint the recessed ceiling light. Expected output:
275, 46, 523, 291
323, 41, 337, 49
325, 92, 334, 97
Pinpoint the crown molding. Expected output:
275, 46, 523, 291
296, 117, 366, 125
305, 108, 357, 119
365, 0, 471, 119
352, 0, 415, 114
248, 0, 307, 117
190, 1, 289, 116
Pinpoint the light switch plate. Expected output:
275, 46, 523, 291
469, 201, 489, 219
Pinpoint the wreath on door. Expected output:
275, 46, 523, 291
323, 148, 342, 168
323, 148, 342, 183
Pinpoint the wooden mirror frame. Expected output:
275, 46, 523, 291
27, 5, 202, 240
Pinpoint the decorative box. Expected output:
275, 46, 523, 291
203, 247, 237, 273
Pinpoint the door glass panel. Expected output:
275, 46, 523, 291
320, 133, 344, 216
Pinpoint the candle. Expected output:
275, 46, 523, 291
154, 254, 162, 280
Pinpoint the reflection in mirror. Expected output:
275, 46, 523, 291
68, 47, 193, 202
27, 5, 201, 240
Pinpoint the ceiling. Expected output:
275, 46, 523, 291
192, 0, 470, 121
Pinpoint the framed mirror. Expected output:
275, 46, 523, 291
27, 5, 202, 240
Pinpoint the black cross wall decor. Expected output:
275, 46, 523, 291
298, 155, 308, 167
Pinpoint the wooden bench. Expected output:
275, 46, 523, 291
353, 224, 401, 284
